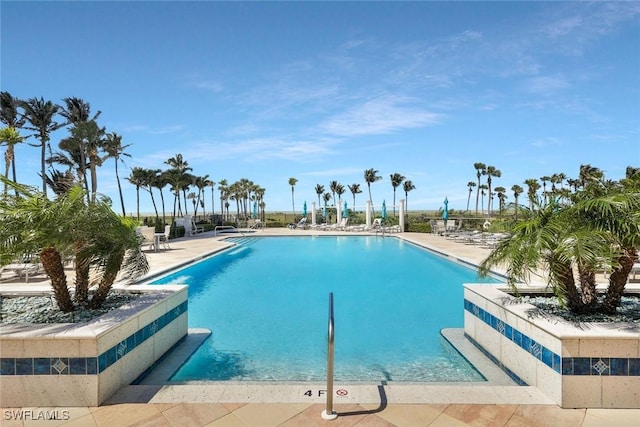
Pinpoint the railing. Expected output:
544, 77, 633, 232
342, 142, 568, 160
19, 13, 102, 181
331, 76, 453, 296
214, 225, 246, 237
321, 292, 338, 421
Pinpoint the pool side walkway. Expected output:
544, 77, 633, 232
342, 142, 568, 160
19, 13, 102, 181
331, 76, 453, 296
1, 228, 639, 426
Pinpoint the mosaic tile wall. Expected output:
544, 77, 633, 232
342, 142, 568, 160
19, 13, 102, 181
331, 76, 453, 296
0, 300, 187, 376
464, 299, 640, 379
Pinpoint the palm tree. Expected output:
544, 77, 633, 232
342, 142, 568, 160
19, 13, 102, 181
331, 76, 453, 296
0, 127, 24, 196
0, 91, 26, 189
402, 180, 416, 211
0, 179, 149, 311
347, 183, 361, 212
165, 154, 193, 215
103, 132, 131, 216
479, 184, 488, 214
127, 167, 147, 220
208, 179, 216, 222
218, 179, 228, 220
486, 165, 501, 216
152, 170, 169, 224
511, 184, 524, 220
389, 173, 405, 217
466, 182, 476, 212
578, 164, 603, 188
329, 180, 340, 206
335, 183, 346, 205
364, 168, 381, 212
288, 177, 298, 217
524, 178, 541, 212
480, 185, 640, 315
473, 162, 486, 215
20, 97, 64, 197
494, 186, 506, 215
314, 184, 325, 208
540, 175, 551, 206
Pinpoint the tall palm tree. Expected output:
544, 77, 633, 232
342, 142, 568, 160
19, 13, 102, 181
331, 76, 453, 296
364, 168, 381, 213
466, 182, 476, 212
20, 97, 64, 197
403, 180, 416, 211
329, 180, 339, 206
208, 179, 216, 222
485, 165, 501, 216
479, 184, 488, 214
511, 184, 524, 220
0, 127, 24, 196
473, 162, 486, 215
152, 170, 169, 224
524, 178, 541, 213
165, 154, 193, 215
335, 183, 345, 205
218, 179, 228, 220
347, 183, 361, 212
389, 173, 405, 217
540, 175, 551, 206
494, 186, 507, 215
314, 184, 325, 208
0, 91, 26, 189
103, 132, 131, 216
288, 177, 298, 217
127, 167, 147, 220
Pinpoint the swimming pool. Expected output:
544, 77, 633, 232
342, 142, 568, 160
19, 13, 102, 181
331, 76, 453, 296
151, 236, 501, 382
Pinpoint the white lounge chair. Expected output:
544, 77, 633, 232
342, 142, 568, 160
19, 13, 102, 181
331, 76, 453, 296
289, 217, 308, 229
1, 262, 43, 283
158, 225, 171, 249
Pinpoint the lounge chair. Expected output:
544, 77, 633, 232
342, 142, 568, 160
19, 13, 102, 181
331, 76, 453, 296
631, 263, 640, 281
250, 219, 264, 230
139, 226, 157, 250
289, 217, 308, 230
324, 218, 348, 231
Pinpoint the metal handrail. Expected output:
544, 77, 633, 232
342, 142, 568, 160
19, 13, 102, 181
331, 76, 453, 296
321, 292, 338, 420
214, 225, 246, 237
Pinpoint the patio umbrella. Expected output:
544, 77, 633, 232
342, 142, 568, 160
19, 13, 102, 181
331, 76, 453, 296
442, 197, 449, 227
342, 201, 348, 219
252, 201, 258, 219
302, 201, 307, 218
381, 200, 387, 220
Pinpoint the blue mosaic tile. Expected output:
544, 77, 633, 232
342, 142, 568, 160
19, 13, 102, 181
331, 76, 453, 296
522, 335, 531, 353
98, 353, 107, 373
127, 334, 136, 351
15, 358, 33, 375
87, 357, 97, 375
504, 324, 513, 340
562, 358, 574, 375
69, 358, 86, 375
513, 329, 522, 347
52, 358, 69, 375
630, 359, 640, 376
610, 358, 629, 376
542, 347, 554, 368
1, 358, 15, 375
34, 358, 50, 375
573, 358, 591, 375
552, 354, 562, 373
105, 347, 117, 368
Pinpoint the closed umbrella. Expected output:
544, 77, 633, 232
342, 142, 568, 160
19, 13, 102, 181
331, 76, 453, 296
252, 201, 258, 219
302, 201, 307, 218
442, 197, 449, 228
342, 201, 348, 219
381, 200, 387, 220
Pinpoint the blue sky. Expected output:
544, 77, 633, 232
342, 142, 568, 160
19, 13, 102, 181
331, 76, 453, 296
2, 1, 639, 215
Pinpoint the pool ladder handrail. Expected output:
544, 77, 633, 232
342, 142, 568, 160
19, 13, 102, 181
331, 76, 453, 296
213, 225, 247, 237
321, 292, 338, 421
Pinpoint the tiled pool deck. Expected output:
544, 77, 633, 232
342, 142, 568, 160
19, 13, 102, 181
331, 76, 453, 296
1, 228, 639, 426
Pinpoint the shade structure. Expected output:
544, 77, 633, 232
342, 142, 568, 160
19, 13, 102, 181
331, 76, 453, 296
381, 200, 387, 220
302, 201, 307, 217
342, 201, 348, 218
252, 201, 258, 219
442, 197, 449, 225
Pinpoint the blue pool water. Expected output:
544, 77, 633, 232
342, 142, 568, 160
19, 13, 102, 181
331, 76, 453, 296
152, 236, 501, 382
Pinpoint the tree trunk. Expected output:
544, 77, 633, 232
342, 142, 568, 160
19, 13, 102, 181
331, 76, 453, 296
39, 247, 74, 312
577, 264, 598, 312
89, 251, 124, 309
603, 248, 638, 314
73, 250, 91, 304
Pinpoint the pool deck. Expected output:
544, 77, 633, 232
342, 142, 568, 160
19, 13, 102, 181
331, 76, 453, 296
1, 228, 639, 426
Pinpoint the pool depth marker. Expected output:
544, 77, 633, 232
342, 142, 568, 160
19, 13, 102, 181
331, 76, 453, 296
321, 292, 338, 421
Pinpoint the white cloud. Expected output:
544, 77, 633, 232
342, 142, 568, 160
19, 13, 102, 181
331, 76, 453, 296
320, 95, 444, 137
